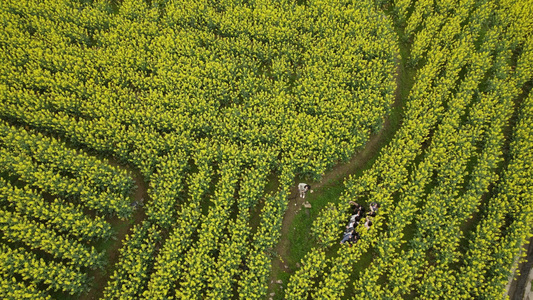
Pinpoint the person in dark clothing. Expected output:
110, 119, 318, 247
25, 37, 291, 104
349, 212, 362, 223
349, 201, 360, 211
368, 202, 379, 216
349, 201, 364, 214
359, 205, 366, 215
346, 221, 355, 231
350, 231, 360, 244
340, 228, 354, 245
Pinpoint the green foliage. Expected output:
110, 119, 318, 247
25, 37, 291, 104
0, 272, 51, 300
0, 208, 104, 269
311, 203, 344, 248
103, 221, 162, 300
286, 0, 533, 298
0, 178, 113, 241
0, 0, 531, 298
0, 244, 89, 295
0, 121, 134, 219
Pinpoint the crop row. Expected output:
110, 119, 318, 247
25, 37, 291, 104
285, 0, 532, 297
0, 177, 112, 241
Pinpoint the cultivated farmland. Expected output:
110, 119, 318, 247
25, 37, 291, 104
0, 0, 531, 299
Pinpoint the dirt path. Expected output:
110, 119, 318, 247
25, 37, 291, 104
507, 236, 533, 300
79, 161, 149, 300
266, 20, 409, 295
268, 112, 396, 281
268, 74, 405, 298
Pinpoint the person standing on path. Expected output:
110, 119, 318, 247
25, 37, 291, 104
298, 183, 312, 198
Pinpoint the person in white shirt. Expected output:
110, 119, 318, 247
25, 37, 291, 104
297, 183, 312, 198
364, 216, 373, 229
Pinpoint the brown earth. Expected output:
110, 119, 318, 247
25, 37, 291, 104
508, 236, 533, 300
78, 161, 148, 300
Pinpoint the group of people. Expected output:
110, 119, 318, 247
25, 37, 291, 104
340, 201, 380, 246
296, 183, 382, 247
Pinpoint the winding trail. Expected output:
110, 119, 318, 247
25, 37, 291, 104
267, 112, 397, 287
267, 64, 408, 299
266, 11, 413, 295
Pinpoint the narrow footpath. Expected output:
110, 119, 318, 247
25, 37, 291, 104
267, 70, 408, 300
266, 15, 412, 296
78, 162, 149, 300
